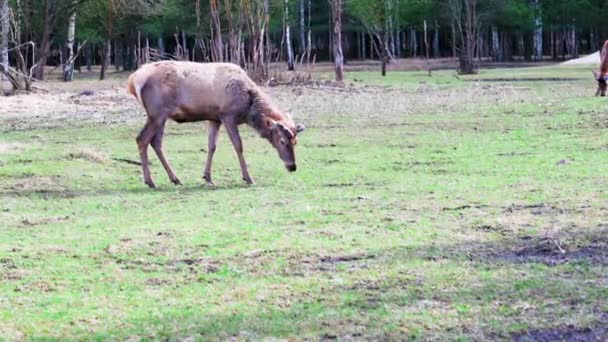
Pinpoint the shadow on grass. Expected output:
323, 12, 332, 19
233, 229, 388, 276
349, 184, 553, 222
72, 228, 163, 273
0, 183, 260, 199
13, 226, 608, 340
390, 225, 608, 267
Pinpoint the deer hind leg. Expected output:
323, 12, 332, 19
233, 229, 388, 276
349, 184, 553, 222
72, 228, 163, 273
222, 118, 253, 185
203, 121, 221, 185
151, 120, 181, 186
136, 120, 159, 188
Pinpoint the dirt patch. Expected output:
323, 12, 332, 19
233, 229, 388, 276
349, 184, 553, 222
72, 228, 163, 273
145, 278, 173, 286
2, 269, 31, 281
442, 204, 488, 211
166, 257, 219, 272
18, 215, 70, 228
470, 77, 585, 82
234, 250, 376, 276
513, 326, 608, 342
324, 182, 354, 188
14, 280, 56, 293
66, 148, 109, 164
0, 142, 24, 154
494, 238, 608, 266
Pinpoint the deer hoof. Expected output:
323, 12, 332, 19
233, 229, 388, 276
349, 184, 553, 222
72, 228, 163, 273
145, 181, 157, 189
203, 175, 215, 186
171, 178, 182, 186
243, 177, 254, 186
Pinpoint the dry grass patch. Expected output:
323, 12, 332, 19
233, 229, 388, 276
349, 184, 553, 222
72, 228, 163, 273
66, 147, 109, 164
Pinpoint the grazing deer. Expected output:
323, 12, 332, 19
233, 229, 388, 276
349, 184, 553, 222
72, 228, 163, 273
593, 40, 608, 96
127, 61, 305, 188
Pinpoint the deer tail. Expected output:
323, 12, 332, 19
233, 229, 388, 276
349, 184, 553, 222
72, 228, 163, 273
127, 72, 145, 106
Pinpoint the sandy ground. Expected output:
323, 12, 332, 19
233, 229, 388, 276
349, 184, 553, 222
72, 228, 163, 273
561, 51, 600, 65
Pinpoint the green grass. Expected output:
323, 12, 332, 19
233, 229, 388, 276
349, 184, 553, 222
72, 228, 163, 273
1, 65, 607, 340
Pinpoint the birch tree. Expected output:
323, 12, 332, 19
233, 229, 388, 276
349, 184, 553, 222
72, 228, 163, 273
532, 0, 542, 61
328, 0, 343, 81
100, 0, 114, 80
63, 1, 77, 81
284, 0, 294, 70
210, 0, 223, 62
0, 0, 8, 87
298, 0, 305, 55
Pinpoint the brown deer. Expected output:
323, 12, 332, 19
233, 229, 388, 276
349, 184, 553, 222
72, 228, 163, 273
127, 61, 305, 188
593, 40, 608, 96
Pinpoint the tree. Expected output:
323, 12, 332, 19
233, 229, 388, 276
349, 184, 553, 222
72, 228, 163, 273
298, 0, 305, 55
532, 0, 542, 61
1, 0, 8, 90
63, 0, 77, 81
450, 0, 478, 74
209, 0, 223, 62
349, 0, 392, 76
99, 0, 114, 80
328, 0, 343, 81
284, 0, 294, 70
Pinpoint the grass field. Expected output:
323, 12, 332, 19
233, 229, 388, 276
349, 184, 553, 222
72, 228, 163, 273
1, 64, 608, 340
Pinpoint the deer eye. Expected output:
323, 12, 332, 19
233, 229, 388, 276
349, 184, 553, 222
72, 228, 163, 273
280, 139, 286, 145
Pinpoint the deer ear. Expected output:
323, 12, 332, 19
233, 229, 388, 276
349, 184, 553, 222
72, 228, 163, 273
296, 123, 306, 133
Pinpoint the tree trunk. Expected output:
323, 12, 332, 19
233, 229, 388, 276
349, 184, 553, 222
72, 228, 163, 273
454, 0, 478, 74
306, 0, 312, 63
570, 24, 577, 58
86, 45, 92, 70
451, 23, 456, 58
114, 40, 120, 70
209, 0, 223, 62
34, 0, 55, 80
157, 34, 165, 57
409, 29, 417, 57
1, 0, 9, 87
423, 20, 429, 59
224, 0, 239, 64
100, 0, 113, 80
381, 31, 388, 76
329, 0, 343, 81
298, 0, 305, 55
63, 4, 76, 81
284, 0, 294, 70
491, 25, 500, 61
532, 0, 542, 61
433, 21, 439, 58
361, 32, 366, 59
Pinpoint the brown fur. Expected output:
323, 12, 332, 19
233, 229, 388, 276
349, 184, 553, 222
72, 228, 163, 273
127, 61, 304, 187
594, 40, 608, 96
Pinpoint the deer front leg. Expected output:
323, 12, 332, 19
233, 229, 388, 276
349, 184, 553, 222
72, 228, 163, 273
136, 120, 159, 188
222, 119, 253, 185
203, 121, 221, 185
150, 120, 181, 186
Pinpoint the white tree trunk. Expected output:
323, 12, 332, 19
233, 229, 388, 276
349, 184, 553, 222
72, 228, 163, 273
306, 0, 312, 63
1, 0, 9, 85
433, 21, 439, 58
329, 0, 343, 81
63, 7, 76, 81
284, 0, 294, 70
298, 0, 305, 54
491, 25, 500, 61
409, 29, 417, 57
532, 0, 542, 61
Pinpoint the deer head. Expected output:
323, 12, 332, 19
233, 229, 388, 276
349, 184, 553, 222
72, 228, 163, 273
264, 119, 305, 172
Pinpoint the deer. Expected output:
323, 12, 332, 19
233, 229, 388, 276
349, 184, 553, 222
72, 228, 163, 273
593, 40, 608, 96
127, 61, 305, 188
